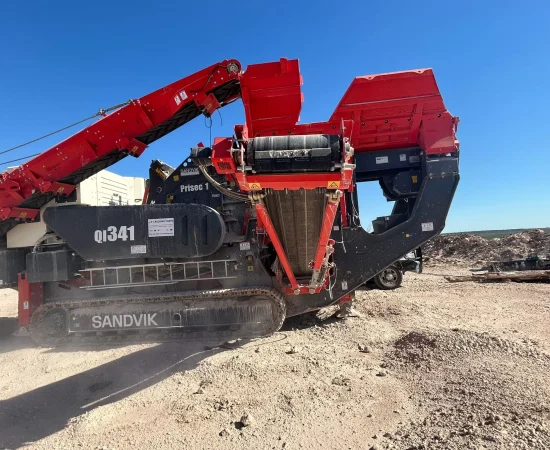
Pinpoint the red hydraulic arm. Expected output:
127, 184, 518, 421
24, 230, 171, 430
0, 60, 242, 221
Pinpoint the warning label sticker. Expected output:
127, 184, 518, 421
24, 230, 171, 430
131, 245, 147, 254
421, 222, 434, 232
327, 181, 340, 189
376, 156, 389, 164
148, 218, 174, 237
248, 182, 261, 190
174, 91, 188, 106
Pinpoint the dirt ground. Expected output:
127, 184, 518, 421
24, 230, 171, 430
1, 264, 549, 450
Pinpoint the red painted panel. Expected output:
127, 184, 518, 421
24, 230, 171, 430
240, 58, 302, 138
17, 273, 43, 329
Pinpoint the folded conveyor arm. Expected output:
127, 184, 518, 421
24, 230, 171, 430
0, 59, 243, 236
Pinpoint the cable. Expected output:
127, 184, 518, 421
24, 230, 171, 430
189, 65, 228, 94
198, 103, 247, 201
0, 153, 41, 166
221, 97, 239, 108
349, 189, 361, 227
327, 264, 337, 301
0, 116, 96, 156
208, 116, 213, 148
332, 225, 347, 253
0, 100, 131, 156
197, 165, 248, 201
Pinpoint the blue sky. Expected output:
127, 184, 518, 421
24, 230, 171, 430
1, 0, 549, 232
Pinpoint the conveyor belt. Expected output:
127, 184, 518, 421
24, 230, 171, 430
264, 189, 327, 277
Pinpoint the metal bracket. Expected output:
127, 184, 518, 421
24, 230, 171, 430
116, 137, 148, 157
0, 206, 40, 221
194, 93, 221, 117
18, 168, 76, 196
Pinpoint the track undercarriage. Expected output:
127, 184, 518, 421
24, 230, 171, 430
30, 288, 285, 346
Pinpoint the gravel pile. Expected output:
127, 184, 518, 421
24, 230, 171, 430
424, 230, 550, 264
381, 329, 550, 449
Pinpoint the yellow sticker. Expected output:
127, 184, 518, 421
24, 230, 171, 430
56, 187, 65, 193
19, 212, 27, 218
411, 176, 418, 183
327, 181, 340, 189
248, 182, 261, 190
155, 167, 167, 180
247, 265, 254, 272
173, 175, 179, 181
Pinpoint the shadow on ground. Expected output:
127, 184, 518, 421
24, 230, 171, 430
0, 317, 30, 355
0, 339, 241, 448
0, 311, 317, 446
0, 317, 17, 338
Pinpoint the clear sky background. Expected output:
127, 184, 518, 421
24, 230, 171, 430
0, 0, 549, 232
